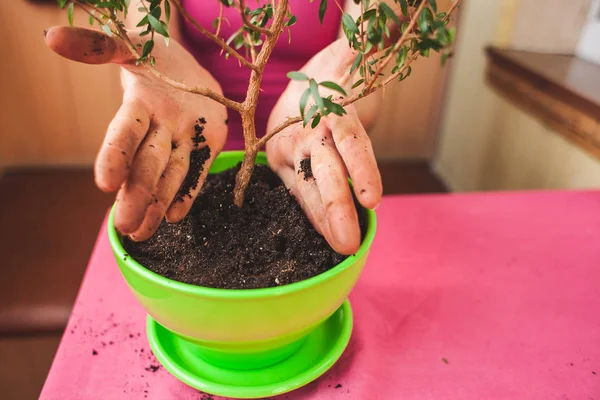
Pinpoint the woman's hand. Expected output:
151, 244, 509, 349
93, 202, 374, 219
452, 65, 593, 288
266, 39, 383, 255
45, 27, 227, 241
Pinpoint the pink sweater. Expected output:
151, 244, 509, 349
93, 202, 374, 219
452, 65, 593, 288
179, 1, 342, 150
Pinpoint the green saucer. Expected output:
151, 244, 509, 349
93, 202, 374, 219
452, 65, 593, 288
147, 300, 353, 399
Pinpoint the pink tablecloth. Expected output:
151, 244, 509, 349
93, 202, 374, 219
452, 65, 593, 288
41, 191, 600, 399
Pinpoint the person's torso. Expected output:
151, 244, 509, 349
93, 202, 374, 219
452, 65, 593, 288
179, 0, 343, 149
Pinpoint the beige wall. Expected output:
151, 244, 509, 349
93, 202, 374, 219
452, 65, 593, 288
434, 0, 600, 191
0, 1, 122, 167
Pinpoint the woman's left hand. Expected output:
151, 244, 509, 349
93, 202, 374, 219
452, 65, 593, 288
266, 39, 382, 255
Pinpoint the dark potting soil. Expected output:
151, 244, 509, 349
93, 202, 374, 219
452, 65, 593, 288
123, 164, 366, 289
176, 118, 210, 201
299, 157, 313, 180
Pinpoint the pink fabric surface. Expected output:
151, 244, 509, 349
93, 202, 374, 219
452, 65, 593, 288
41, 191, 600, 399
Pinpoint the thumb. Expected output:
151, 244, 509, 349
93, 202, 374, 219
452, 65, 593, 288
44, 26, 134, 65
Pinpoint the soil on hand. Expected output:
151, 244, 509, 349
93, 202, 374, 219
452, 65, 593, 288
176, 118, 210, 201
299, 157, 313, 180
123, 164, 366, 289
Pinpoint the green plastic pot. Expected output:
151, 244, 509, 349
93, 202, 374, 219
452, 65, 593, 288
108, 151, 376, 372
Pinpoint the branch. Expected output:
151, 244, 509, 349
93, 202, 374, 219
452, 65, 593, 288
364, 0, 427, 92
258, 30, 431, 148
360, 0, 369, 84
144, 65, 243, 111
215, 2, 224, 36
78, 4, 243, 112
233, 0, 289, 207
257, 116, 302, 148
443, 1, 461, 23
170, 0, 258, 71
239, 0, 272, 36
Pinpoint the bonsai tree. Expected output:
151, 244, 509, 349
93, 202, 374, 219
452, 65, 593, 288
54, 0, 460, 208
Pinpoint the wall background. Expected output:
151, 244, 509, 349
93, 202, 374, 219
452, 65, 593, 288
433, 0, 600, 192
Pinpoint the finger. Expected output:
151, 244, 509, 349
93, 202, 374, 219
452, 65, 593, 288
95, 97, 151, 192
44, 26, 133, 65
327, 108, 382, 209
165, 144, 214, 223
267, 133, 326, 236
292, 155, 329, 237
113, 125, 172, 235
311, 134, 361, 255
130, 141, 192, 241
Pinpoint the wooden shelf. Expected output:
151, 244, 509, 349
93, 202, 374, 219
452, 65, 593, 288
485, 47, 600, 160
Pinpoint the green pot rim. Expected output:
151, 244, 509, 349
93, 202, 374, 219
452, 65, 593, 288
107, 151, 377, 299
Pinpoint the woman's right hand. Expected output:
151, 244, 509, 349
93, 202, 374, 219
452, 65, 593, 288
45, 27, 227, 241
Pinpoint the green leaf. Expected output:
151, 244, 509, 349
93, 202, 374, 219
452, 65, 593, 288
322, 98, 346, 116
89, 13, 94, 26
398, 66, 412, 81
448, 26, 456, 43
160, 21, 170, 38
233, 34, 245, 50
150, 6, 161, 19
342, 13, 359, 34
419, 8, 434, 34
428, 0, 438, 13
419, 9, 429, 33
96, 2, 120, 9
57, 0, 67, 8
397, 46, 408, 67
309, 79, 325, 111
287, 71, 309, 81
351, 78, 364, 89
350, 53, 363, 75
367, 27, 382, 45
303, 105, 318, 127
379, 2, 400, 27
67, 2, 74, 27
311, 114, 322, 129
299, 88, 311, 118
399, 0, 408, 16
102, 24, 113, 37
141, 39, 154, 58
441, 51, 449, 66
285, 15, 297, 27
319, 0, 327, 24
360, 9, 377, 23
148, 14, 169, 37
136, 15, 149, 27
165, 0, 171, 23
319, 81, 347, 96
